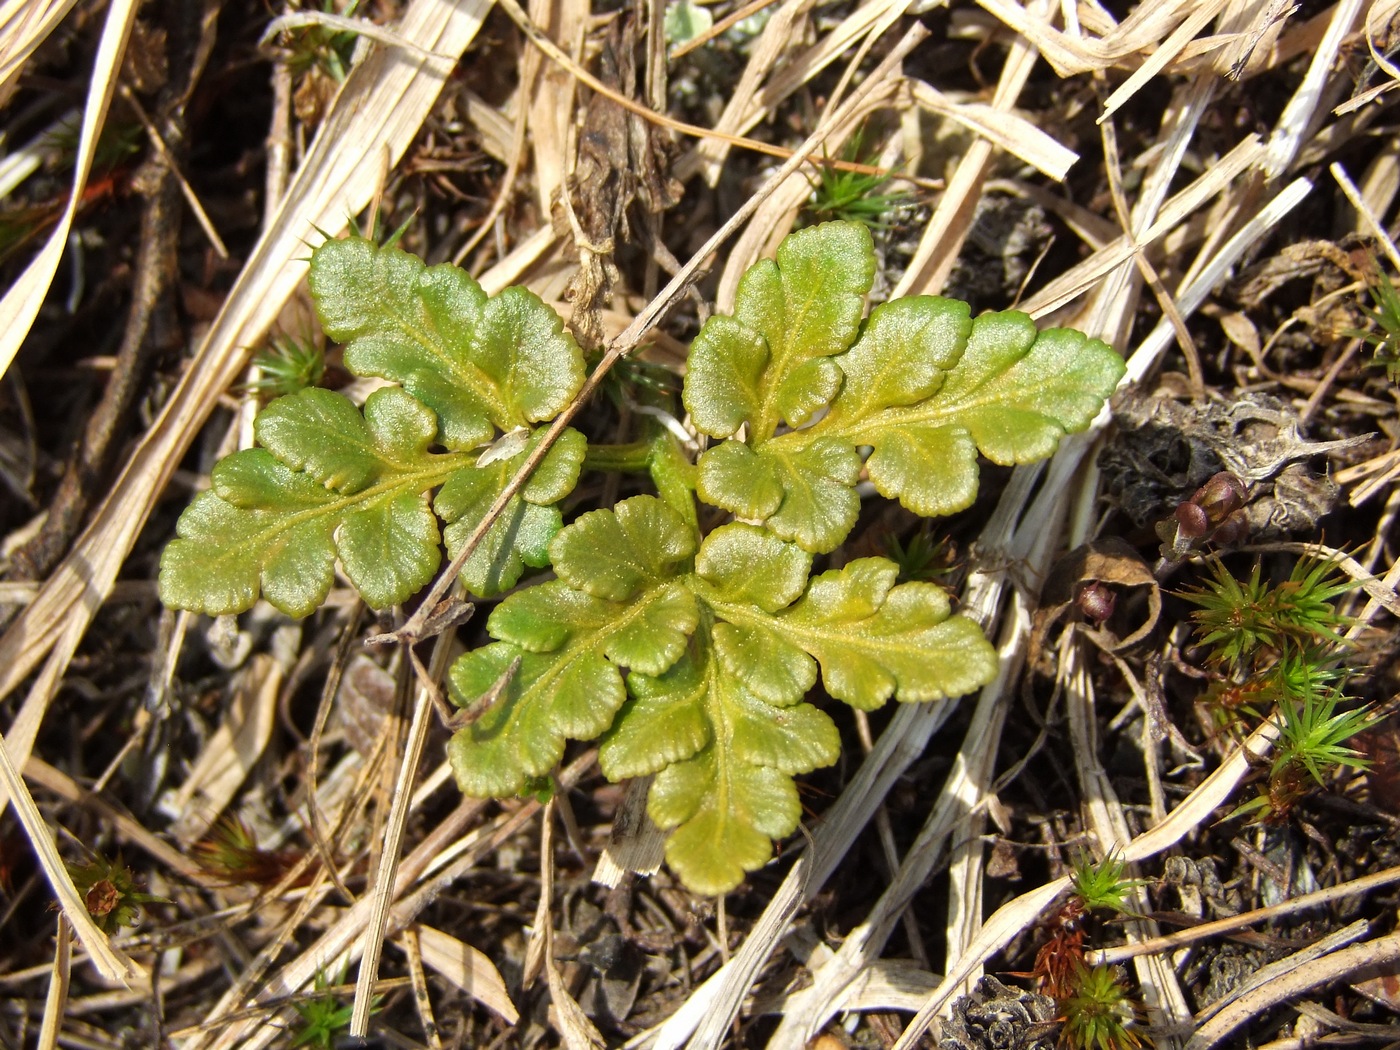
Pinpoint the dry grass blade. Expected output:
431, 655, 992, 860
1196, 918, 1372, 1027
496, 0, 922, 176
910, 81, 1078, 180
0, 726, 141, 983
1097, 0, 1228, 123
539, 800, 607, 1050
36, 914, 72, 1050
25, 757, 207, 882
0, 0, 139, 381
975, 0, 1229, 76
686, 0, 808, 182
1019, 135, 1265, 319
1332, 161, 1400, 273
669, 0, 781, 57
0, 0, 81, 102
116, 84, 229, 259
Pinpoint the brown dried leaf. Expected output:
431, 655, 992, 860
556, 17, 680, 348
411, 923, 520, 1025
1037, 537, 1161, 652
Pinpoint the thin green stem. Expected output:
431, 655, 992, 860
647, 432, 700, 539
581, 439, 656, 474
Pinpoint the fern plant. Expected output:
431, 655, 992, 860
160, 221, 1124, 894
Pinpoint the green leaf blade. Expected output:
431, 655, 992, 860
761, 437, 863, 553
550, 494, 696, 601
490, 578, 697, 677
831, 296, 972, 419
712, 621, 816, 705
603, 582, 700, 675
336, 490, 441, 608
731, 690, 840, 773
254, 386, 441, 495
694, 522, 811, 612
775, 357, 842, 429
159, 451, 342, 618
436, 429, 586, 597
749, 220, 874, 365
452, 571, 703, 794
309, 236, 585, 449
640, 657, 837, 895
162, 417, 462, 616
815, 578, 997, 708
442, 496, 561, 597
865, 425, 979, 519
833, 308, 1124, 520
657, 761, 795, 895
254, 388, 380, 492
448, 642, 626, 797
941, 318, 1122, 464
695, 441, 784, 521
682, 315, 768, 438
713, 557, 999, 711
482, 286, 589, 425
696, 437, 862, 554
599, 655, 711, 780
682, 221, 874, 443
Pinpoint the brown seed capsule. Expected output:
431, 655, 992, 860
1174, 500, 1210, 539
1193, 472, 1247, 524
1076, 581, 1117, 625
86, 878, 120, 918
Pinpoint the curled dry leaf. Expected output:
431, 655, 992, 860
1099, 388, 1367, 537
1036, 537, 1161, 654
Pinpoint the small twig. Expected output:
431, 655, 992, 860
427, 653, 520, 731
257, 11, 459, 63
264, 56, 293, 226
400, 926, 443, 1050
349, 619, 460, 1036
119, 85, 228, 258
668, 0, 783, 58
1099, 92, 1204, 396
303, 603, 364, 906
1091, 864, 1400, 966
1185, 924, 1397, 1050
